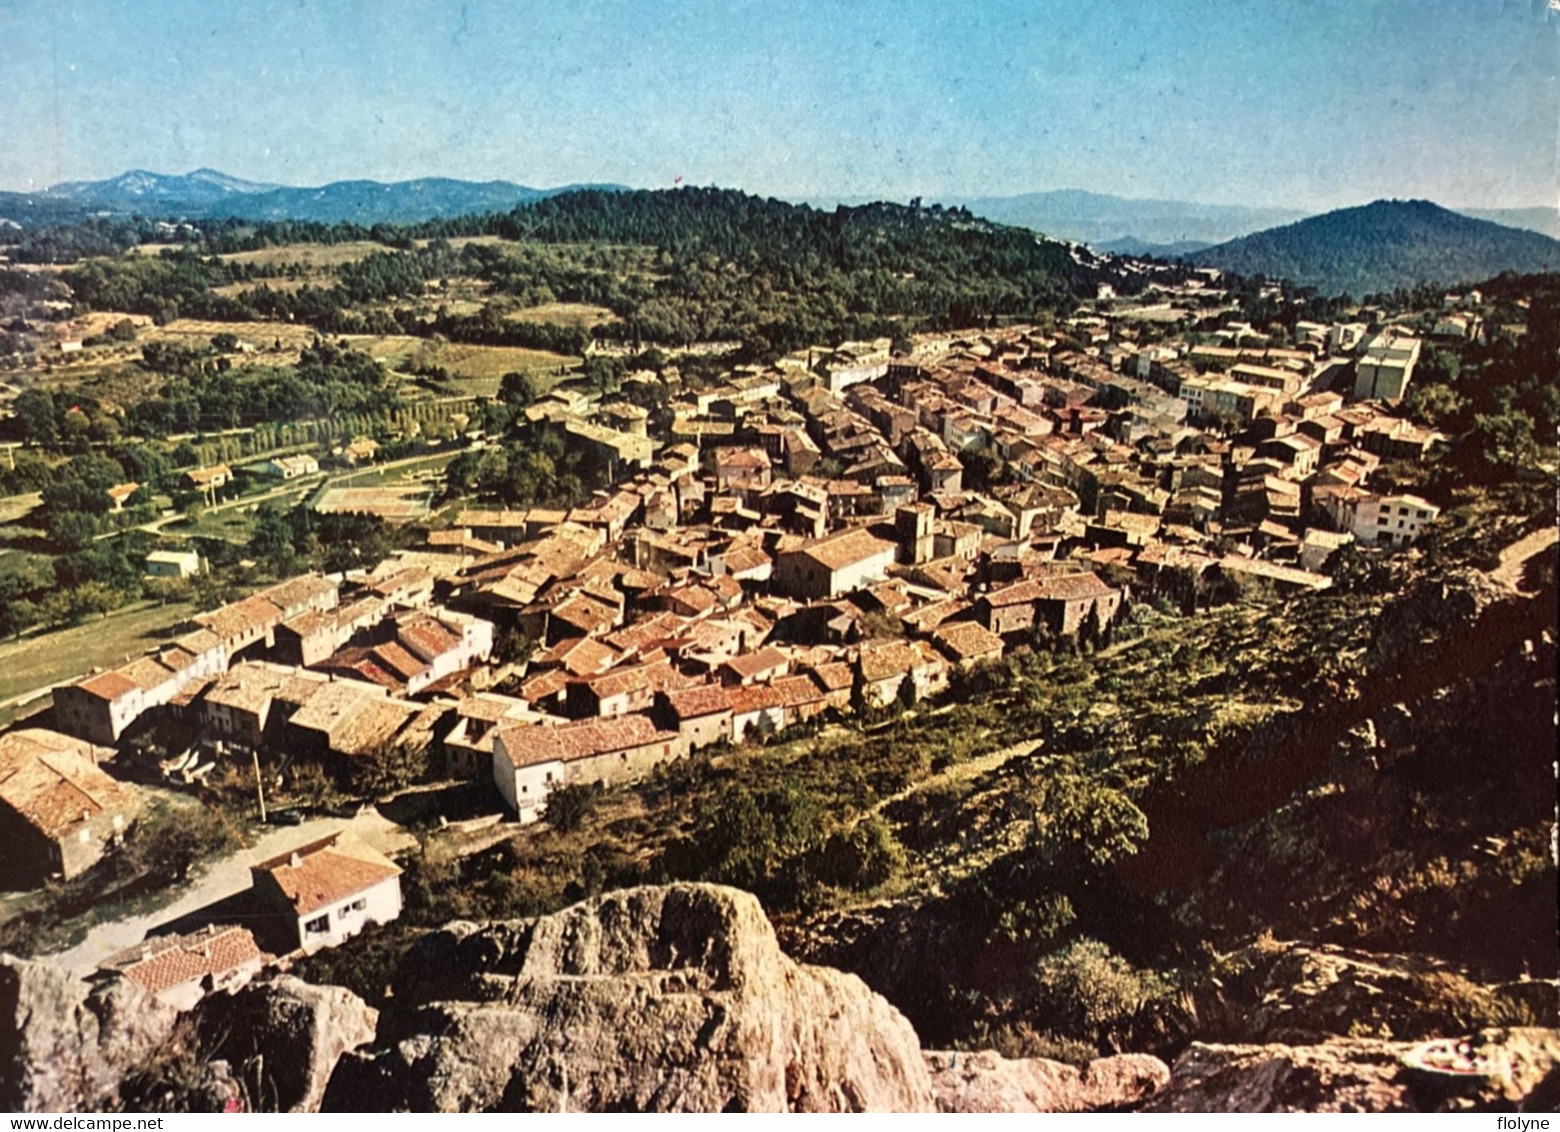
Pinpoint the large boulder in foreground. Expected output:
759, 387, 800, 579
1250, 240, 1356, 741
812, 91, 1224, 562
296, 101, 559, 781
925, 1049, 1169, 1112
322, 884, 935, 1112
1145, 1028, 1560, 1112
0, 955, 179, 1112
196, 975, 378, 1113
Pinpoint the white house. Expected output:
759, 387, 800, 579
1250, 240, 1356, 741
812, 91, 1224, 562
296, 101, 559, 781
144, 549, 203, 579
1320, 489, 1440, 549
1352, 332, 1421, 403
259, 454, 321, 480
772, 526, 898, 600
490, 728, 566, 824
250, 833, 403, 954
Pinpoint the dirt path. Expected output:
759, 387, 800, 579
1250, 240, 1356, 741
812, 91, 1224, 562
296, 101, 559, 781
1489, 525, 1558, 593
41, 806, 413, 974
864, 735, 1044, 822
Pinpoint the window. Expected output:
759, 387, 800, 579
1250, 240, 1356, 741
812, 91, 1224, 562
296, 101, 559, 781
304, 915, 329, 935
346, 898, 366, 913
1417, 510, 1429, 519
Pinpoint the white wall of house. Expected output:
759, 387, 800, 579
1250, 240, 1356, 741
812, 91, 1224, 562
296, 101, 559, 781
491, 738, 565, 824
1347, 496, 1439, 548
296, 875, 403, 953
732, 705, 786, 743
827, 548, 896, 598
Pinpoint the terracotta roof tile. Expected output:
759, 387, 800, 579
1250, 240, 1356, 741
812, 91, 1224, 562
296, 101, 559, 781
495, 714, 678, 768
255, 834, 401, 916
105, 926, 267, 995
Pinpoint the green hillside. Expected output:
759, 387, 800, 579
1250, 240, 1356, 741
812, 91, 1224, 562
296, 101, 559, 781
1193, 200, 1560, 297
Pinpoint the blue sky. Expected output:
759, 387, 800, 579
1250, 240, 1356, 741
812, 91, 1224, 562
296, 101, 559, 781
0, 0, 1555, 209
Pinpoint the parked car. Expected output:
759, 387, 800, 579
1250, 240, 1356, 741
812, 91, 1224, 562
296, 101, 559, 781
267, 808, 305, 826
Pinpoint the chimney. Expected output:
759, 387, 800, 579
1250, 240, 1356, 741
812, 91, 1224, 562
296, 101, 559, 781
289, 852, 302, 868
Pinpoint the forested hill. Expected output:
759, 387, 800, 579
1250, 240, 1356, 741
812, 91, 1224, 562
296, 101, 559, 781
409, 188, 1133, 347
445, 187, 1096, 291
1191, 199, 1560, 298
12, 189, 1126, 359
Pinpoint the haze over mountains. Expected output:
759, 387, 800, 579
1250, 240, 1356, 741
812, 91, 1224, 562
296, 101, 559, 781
0, 169, 626, 226
944, 190, 1307, 250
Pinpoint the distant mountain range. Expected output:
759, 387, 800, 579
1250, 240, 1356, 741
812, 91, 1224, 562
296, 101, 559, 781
1189, 199, 1560, 296
1459, 206, 1560, 242
1093, 236, 1214, 258
3, 172, 1559, 295
0, 169, 627, 226
941, 189, 1309, 249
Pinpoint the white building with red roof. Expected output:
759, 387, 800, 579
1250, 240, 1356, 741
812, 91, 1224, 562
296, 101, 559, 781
250, 832, 403, 954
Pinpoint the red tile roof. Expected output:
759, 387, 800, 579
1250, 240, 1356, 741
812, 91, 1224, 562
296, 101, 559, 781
663, 683, 734, 719
77, 670, 140, 701
932, 620, 1006, 662
105, 926, 266, 995
0, 729, 140, 840
255, 834, 402, 916
496, 714, 678, 768
791, 527, 897, 573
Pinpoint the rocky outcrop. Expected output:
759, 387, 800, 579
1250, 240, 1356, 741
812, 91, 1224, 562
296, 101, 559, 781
925, 1049, 1168, 1112
1146, 1028, 1560, 1112
1191, 940, 1558, 1046
0, 955, 179, 1112
195, 975, 378, 1113
322, 884, 936, 1112
1367, 568, 1508, 672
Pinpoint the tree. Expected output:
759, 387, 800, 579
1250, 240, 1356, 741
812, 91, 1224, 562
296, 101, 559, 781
1029, 774, 1149, 867
1027, 939, 1178, 1054
680, 781, 822, 894
541, 782, 599, 832
13, 388, 58, 446
1464, 409, 1539, 483
492, 627, 536, 666
1405, 381, 1465, 429
0, 597, 38, 639
498, 370, 539, 407
248, 503, 296, 573
350, 738, 432, 797
818, 815, 906, 891
122, 806, 235, 885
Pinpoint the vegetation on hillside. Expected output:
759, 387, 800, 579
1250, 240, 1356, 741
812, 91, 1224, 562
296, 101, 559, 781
5, 189, 1128, 364
1193, 199, 1560, 298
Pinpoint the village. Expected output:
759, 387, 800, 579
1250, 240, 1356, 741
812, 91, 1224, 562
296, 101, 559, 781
0, 258, 1470, 1009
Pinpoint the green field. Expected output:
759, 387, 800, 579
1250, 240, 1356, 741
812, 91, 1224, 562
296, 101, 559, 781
505, 302, 618, 327
218, 241, 389, 270
0, 599, 195, 708
0, 493, 41, 525
356, 335, 578, 397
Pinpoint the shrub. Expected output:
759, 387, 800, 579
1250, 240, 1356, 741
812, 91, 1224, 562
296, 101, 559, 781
818, 815, 907, 891
1027, 939, 1181, 1054
542, 782, 600, 832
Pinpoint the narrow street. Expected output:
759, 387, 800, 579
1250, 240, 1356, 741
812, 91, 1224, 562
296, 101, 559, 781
41, 805, 415, 974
